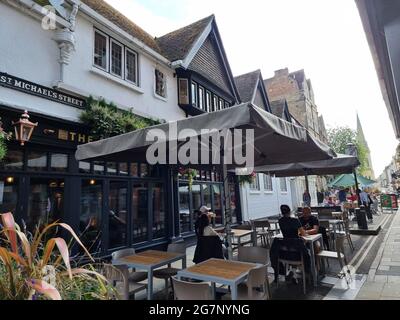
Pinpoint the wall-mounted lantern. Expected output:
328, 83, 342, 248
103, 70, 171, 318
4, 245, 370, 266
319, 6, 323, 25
12, 110, 38, 146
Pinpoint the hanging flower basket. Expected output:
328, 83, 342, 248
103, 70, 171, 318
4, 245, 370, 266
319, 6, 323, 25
237, 171, 256, 185
178, 168, 198, 190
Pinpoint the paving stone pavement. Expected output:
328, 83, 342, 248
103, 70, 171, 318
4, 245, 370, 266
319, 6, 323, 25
356, 210, 400, 300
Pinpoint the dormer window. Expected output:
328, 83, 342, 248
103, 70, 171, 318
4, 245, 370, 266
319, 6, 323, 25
178, 79, 189, 104
198, 86, 204, 110
206, 91, 211, 112
155, 69, 166, 98
191, 81, 198, 106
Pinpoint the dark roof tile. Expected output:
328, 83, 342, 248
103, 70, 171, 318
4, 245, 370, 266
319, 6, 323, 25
233, 70, 261, 103
155, 15, 214, 62
80, 0, 162, 54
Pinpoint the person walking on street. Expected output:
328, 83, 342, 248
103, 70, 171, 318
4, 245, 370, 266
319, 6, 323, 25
360, 188, 373, 223
303, 190, 311, 207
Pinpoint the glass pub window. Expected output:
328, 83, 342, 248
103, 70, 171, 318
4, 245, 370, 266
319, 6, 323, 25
219, 98, 224, 110
125, 48, 138, 84
27, 151, 47, 171
155, 69, 166, 97
94, 30, 108, 70
130, 163, 138, 176
0, 149, 24, 170
50, 153, 69, 172
119, 163, 129, 175
263, 174, 273, 191
191, 81, 198, 106
111, 40, 123, 77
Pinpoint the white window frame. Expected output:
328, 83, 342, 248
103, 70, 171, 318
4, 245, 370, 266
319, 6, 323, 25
154, 68, 167, 98
191, 81, 198, 106
219, 98, 224, 110
205, 91, 211, 112
93, 29, 109, 72
250, 174, 260, 191
110, 38, 124, 79
213, 95, 218, 111
263, 174, 273, 192
125, 47, 139, 86
198, 86, 204, 110
280, 177, 288, 193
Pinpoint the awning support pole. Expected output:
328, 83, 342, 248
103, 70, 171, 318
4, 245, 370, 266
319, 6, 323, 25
221, 150, 233, 260
354, 169, 361, 206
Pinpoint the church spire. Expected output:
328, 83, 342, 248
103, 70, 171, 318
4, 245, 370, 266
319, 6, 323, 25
356, 113, 375, 179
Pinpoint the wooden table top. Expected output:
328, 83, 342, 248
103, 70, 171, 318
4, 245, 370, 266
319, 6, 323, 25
120, 250, 183, 266
230, 229, 253, 237
185, 258, 257, 280
274, 233, 321, 242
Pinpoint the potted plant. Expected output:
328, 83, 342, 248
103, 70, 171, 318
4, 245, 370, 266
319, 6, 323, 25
0, 212, 116, 300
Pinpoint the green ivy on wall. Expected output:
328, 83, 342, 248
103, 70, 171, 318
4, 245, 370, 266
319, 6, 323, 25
0, 133, 7, 161
79, 97, 160, 141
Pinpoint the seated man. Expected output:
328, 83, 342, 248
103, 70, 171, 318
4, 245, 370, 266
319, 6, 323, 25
299, 206, 326, 252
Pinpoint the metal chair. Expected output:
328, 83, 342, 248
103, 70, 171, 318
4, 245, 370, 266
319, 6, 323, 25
102, 264, 147, 300
171, 277, 213, 300
317, 235, 352, 284
276, 238, 309, 295
111, 248, 148, 282
153, 242, 186, 300
251, 220, 272, 248
237, 246, 271, 299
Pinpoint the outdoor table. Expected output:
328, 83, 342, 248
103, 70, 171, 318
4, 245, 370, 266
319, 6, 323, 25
273, 233, 322, 287
112, 249, 186, 300
176, 258, 259, 300
231, 229, 254, 247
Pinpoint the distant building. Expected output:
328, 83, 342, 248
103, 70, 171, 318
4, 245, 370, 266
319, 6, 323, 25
264, 68, 329, 207
264, 68, 327, 142
233, 70, 292, 219
357, 114, 375, 179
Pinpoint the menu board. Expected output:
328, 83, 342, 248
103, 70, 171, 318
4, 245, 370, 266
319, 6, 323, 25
381, 194, 398, 209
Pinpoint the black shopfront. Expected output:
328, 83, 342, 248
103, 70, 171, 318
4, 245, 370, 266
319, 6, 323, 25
0, 106, 242, 257
0, 106, 170, 257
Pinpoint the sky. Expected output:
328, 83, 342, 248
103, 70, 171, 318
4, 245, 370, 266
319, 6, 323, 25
105, 0, 398, 177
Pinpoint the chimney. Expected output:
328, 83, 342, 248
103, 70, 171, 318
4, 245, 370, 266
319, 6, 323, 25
274, 68, 289, 77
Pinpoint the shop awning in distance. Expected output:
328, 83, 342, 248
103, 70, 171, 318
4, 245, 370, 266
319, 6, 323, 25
75, 103, 336, 168
252, 154, 360, 177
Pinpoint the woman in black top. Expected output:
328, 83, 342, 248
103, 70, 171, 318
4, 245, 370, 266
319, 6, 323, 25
278, 204, 306, 238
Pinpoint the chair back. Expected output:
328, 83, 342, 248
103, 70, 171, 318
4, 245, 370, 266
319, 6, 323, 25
102, 264, 129, 300
172, 277, 212, 300
111, 248, 136, 261
252, 220, 270, 230
238, 246, 269, 264
276, 238, 305, 262
319, 220, 330, 230
168, 242, 186, 254
246, 265, 269, 299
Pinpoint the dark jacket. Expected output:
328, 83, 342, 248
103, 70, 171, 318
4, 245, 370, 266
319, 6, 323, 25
193, 236, 224, 264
